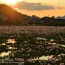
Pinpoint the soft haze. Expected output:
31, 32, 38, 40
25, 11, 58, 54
0, 0, 65, 17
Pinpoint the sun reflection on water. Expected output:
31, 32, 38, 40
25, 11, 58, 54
34, 55, 53, 61
0, 51, 11, 57
6, 39, 16, 44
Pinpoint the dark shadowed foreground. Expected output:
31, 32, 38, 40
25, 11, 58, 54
0, 26, 65, 65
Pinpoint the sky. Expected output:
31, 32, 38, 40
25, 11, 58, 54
0, 0, 65, 17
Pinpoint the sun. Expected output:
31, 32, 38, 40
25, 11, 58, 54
5, 0, 20, 5
2, 0, 22, 5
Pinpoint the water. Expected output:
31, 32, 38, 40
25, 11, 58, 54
0, 38, 16, 57
0, 33, 65, 63
6, 39, 16, 44
0, 51, 11, 57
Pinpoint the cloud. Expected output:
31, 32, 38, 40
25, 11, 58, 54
15, 1, 55, 10
58, 7, 65, 9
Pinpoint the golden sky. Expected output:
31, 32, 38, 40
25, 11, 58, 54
0, 0, 65, 17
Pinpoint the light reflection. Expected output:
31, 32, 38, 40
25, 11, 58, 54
1, 43, 6, 45
50, 39, 54, 42
48, 42, 56, 44
7, 47, 17, 49
36, 37, 47, 40
6, 39, 16, 44
52, 43, 56, 44
34, 55, 53, 61
58, 53, 65, 56
61, 44, 65, 47
0, 51, 11, 57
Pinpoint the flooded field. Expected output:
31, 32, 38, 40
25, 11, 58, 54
0, 26, 65, 65
0, 33, 65, 65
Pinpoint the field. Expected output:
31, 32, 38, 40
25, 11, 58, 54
0, 26, 65, 34
0, 26, 65, 65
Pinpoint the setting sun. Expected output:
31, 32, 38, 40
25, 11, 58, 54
1, 0, 23, 5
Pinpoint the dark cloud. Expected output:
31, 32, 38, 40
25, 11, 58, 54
15, 1, 55, 10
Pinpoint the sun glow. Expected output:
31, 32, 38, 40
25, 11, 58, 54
1, 0, 22, 5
